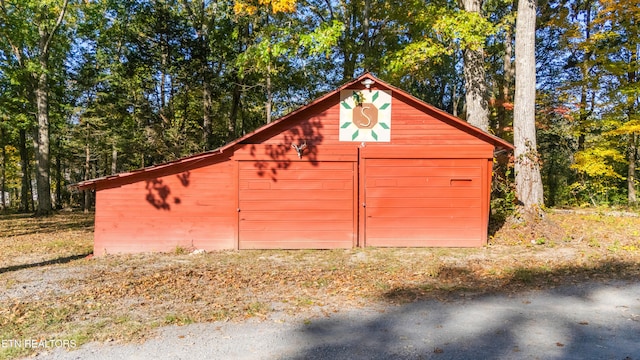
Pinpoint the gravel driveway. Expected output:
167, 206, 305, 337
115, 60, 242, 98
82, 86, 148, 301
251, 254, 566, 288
37, 279, 640, 360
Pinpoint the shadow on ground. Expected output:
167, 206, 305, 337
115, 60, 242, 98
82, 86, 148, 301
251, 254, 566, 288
0, 252, 92, 275
379, 259, 640, 305
289, 280, 640, 360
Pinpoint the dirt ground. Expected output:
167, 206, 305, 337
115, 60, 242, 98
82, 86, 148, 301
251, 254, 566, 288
1, 209, 639, 359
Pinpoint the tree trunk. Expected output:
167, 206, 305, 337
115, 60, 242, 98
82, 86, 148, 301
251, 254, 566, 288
84, 122, 91, 213
362, 0, 370, 69
266, 60, 272, 124
19, 129, 31, 212
0, 128, 6, 211
628, 133, 637, 205
577, 1, 593, 151
628, 38, 638, 206
452, 82, 459, 117
55, 138, 62, 209
34, 71, 52, 215
181, 0, 212, 149
265, 9, 273, 125
111, 143, 118, 175
30, 0, 67, 215
202, 69, 213, 149
340, 3, 357, 81
342, 51, 356, 81
460, 0, 489, 131
160, 34, 169, 126
513, 0, 544, 211
229, 74, 242, 141
34, 51, 52, 215
498, 25, 513, 137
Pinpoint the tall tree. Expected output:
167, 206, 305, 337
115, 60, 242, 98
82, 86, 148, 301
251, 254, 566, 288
233, 0, 284, 124
0, 125, 5, 211
0, 0, 71, 214
460, 0, 490, 131
181, 0, 217, 148
513, 0, 544, 210
593, 0, 639, 205
380, 0, 495, 119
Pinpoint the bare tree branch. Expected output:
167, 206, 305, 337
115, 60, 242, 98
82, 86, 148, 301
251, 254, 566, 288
42, 0, 69, 56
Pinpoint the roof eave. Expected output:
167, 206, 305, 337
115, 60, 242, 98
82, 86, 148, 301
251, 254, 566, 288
72, 147, 227, 190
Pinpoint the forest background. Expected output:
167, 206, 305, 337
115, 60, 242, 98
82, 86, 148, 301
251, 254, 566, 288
0, 0, 637, 215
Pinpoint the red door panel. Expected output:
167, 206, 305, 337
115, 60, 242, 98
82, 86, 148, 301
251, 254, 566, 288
364, 158, 484, 247
238, 161, 354, 249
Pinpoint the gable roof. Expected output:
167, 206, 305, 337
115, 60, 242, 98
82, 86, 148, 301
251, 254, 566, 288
75, 73, 513, 190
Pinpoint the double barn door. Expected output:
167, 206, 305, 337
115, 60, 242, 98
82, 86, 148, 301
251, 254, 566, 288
237, 155, 486, 249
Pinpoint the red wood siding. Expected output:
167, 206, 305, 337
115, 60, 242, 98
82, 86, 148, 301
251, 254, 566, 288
84, 75, 511, 255
238, 160, 355, 249
389, 96, 486, 145
363, 158, 485, 247
360, 144, 495, 159
232, 144, 358, 163
248, 88, 490, 151
94, 161, 236, 255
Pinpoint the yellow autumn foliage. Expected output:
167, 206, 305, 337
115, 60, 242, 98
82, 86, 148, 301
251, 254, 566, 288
606, 120, 640, 136
233, 0, 296, 15
571, 147, 625, 179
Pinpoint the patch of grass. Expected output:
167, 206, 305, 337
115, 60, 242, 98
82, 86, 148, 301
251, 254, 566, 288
315, 277, 329, 287
0, 303, 81, 359
173, 246, 189, 255
206, 309, 232, 322
534, 238, 546, 245
164, 314, 194, 326
294, 296, 315, 307
511, 268, 537, 284
374, 280, 391, 291
0, 345, 30, 360
588, 238, 601, 248
244, 302, 270, 317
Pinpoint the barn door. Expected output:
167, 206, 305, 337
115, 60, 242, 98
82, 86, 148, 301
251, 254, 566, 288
362, 158, 485, 247
238, 161, 355, 249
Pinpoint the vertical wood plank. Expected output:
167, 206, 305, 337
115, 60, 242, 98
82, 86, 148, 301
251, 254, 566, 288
233, 159, 240, 250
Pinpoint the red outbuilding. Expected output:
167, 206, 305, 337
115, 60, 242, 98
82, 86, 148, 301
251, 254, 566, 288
76, 73, 513, 255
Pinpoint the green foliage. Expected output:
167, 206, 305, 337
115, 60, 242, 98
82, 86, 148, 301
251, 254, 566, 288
434, 8, 497, 50
0, 0, 637, 211
0, 145, 22, 207
298, 20, 345, 57
490, 156, 516, 226
384, 3, 498, 76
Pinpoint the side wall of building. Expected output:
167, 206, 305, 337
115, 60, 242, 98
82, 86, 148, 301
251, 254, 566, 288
93, 160, 236, 255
